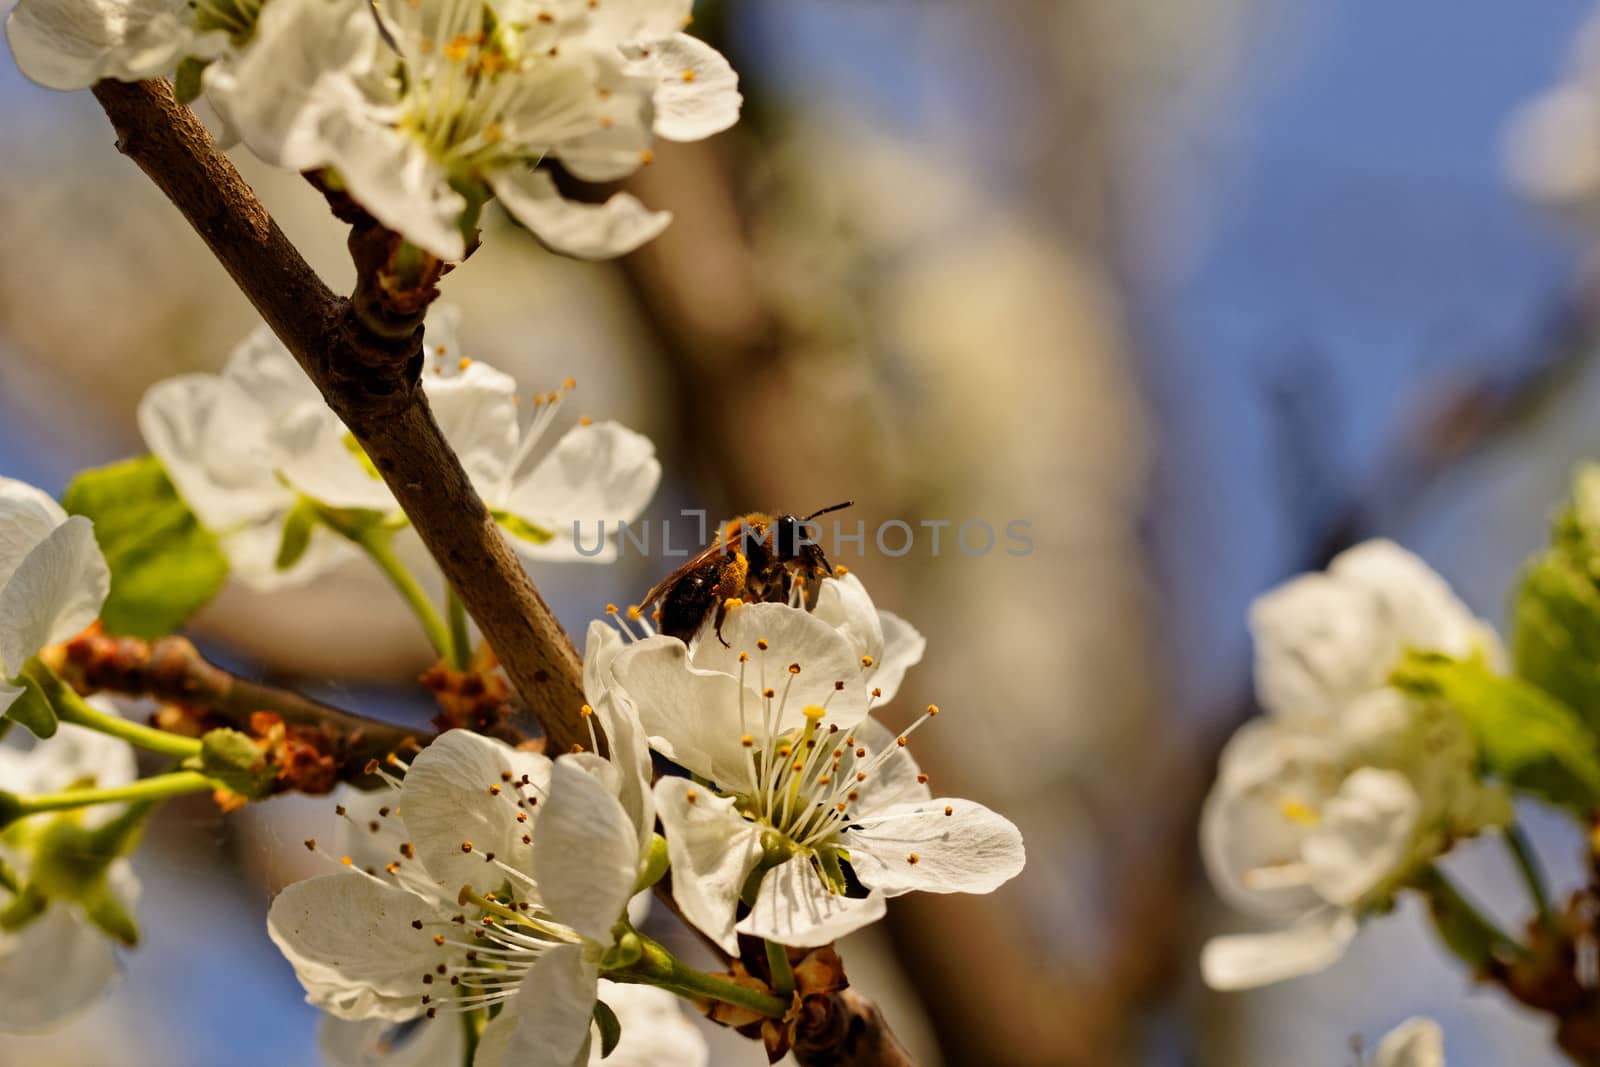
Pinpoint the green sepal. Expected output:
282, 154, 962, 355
600, 930, 642, 972
592, 999, 622, 1060
1392, 651, 1600, 814
4, 672, 57, 739
0, 885, 46, 933
80, 883, 139, 946
491, 509, 555, 545
62, 455, 229, 639
634, 834, 669, 894
275, 496, 320, 572
199, 728, 275, 800
173, 57, 210, 104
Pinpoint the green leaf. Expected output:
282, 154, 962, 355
199, 728, 275, 800
592, 1000, 622, 1060
492, 510, 554, 545
1393, 652, 1600, 814
4, 672, 56, 739
1513, 553, 1600, 732
62, 456, 228, 639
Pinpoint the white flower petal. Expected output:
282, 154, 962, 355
1372, 1017, 1445, 1067
500, 943, 599, 1067
532, 757, 640, 942
423, 359, 520, 504
0, 904, 120, 1032
400, 730, 551, 901
1303, 768, 1421, 907
0, 515, 109, 676
846, 798, 1024, 897
642, 35, 741, 142
489, 167, 672, 261
592, 691, 656, 864
848, 717, 931, 812
500, 420, 661, 561
614, 636, 751, 787
320, 1014, 464, 1067
737, 856, 887, 947
267, 873, 454, 1021
809, 574, 884, 668
869, 611, 925, 705
5, 0, 224, 91
0, 478, 69, 591
1199, 910, 1358, 991
596, 980, 709, 1067
692, 602, 872, 731
652, 776, 760, 954
584, 0, 692, 43
272, 403, 395, 513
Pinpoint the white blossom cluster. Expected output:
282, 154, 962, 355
6, 0, 742, 260
1200, 542, 1510, 990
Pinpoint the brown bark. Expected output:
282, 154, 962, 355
89, 78, 589, 755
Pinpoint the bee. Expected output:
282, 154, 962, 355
642, 503, 854, 645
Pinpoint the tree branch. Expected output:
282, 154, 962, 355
48, 628, 422, 789
89, 78, 589, 754
89, 76, 911, 1067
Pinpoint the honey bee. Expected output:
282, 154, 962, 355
642, 503, 854, 644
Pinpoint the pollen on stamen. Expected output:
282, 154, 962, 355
834, 680, 845, 691
738, 652, 749, 663
458, 358, 472, 371
579, 416, 593, 426
907, 853, 920, 865
686, 789, 698, 804
516, 811, 528, 823
789, 663, 802, 675
763, 688, 776, 699
834, 565, 849, 577
861, 655, 874, 668
639, 149, 655, 164
897, 737, 908, 748
927, 704, 940, 716
303, 838, 317, 851
580, 704, 593, 717
488, 784, 501, 796
682, 69, 697, 82
461, 841, 474, 854
340, 856, 353, 866
916, 773, 929, 784
605, 603, 619, 615
847, 790, 859, 801
944, 805, 954, 816
856, 772, 867, 782
741, 734, 755, 747
626, 605, 643, 621
334, 804, 347, 817
756, 638, 769, 651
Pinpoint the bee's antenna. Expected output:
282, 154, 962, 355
804, 501, 853, 521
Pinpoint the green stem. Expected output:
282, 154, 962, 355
459, 1008, 483, 1067
1416, 863, 1526, 968
25, 661, 200, 760
765, 938, 795, 998
612, 935, 787, 1018
13, 771, 219, 818
1505, 823, 1557, 934
446, 586, 472, 670
353, 528, 451, 657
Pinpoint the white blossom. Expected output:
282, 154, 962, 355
598, 576, 1021, 951
140, 306, 660, 588
270, 705, 663, 1067
1365, 1017, 1445, 1067
5, 0, 232, 91
0, 477, 110, 716
1201, 543, 1510, 991
0, 702, 139, 1032
206, 0, 742, 261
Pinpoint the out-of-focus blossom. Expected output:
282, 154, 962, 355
0, 702, 139, 1032
1366, 1017, 1445, 1067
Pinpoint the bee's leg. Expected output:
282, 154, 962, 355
712, 552, 749, 647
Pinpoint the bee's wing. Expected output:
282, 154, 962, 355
640, 521, 742, 607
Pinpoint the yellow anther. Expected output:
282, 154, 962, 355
686, 789, 698, 804
740, 734, 755, 747
340, 856, 353, 866
682, 69, 697, 82
563, 377, 576, 389
738, 652, 749, 662
640, 149, 655, 164
926, 704, 940, 716
460, 841, 474, 853
579, 416, 593, 426
304, 838, 317, 851
834, 565, 849, 577
1279, 799, 1321, 827
756, 638, 769, 650
606, 603, 619, 614
861, 655, 874, 668
626, 604, 643, 620
906, 853, 920, 865
580, 704, 594, 717
944, 805, 954, 817
763, 688, 776, 699
599, 115, 615, 129
488, 784, 501, 795
458, 357, 472, 371
916, 773, 929, 785
789, 663, 802, 675
896, 736, 908, 748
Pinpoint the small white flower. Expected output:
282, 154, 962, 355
1250, 540, 1495, 724
1365, 1017, 1445, 1067
1199, 694, 1508, 991
270, 708, 659, 1067
600, 580, 1021, 951
0, 703, 140, 1032
140, 307, 660, 586
0, 477, 110, 716
206, 0, 741, 261
5, 0, 232, 91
